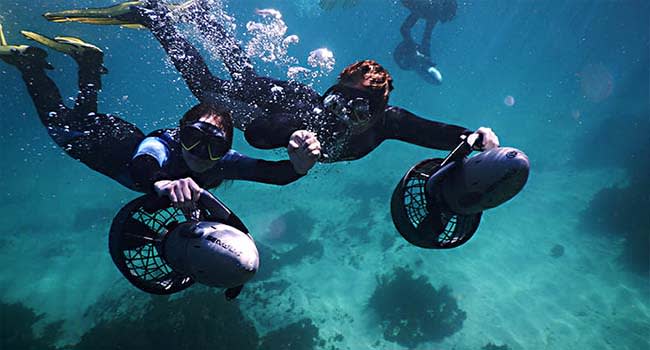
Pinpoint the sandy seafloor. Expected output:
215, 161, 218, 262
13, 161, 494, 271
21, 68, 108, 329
0, 1, 649, 349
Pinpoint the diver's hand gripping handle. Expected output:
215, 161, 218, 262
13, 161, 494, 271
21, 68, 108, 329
440, 137, 477, 167
197, 189, 249, 233
441, 131, 488, 167
198, 189, 229, 220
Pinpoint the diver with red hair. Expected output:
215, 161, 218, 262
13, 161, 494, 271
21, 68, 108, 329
42, 0, 497, 164
0, 25, 319, 208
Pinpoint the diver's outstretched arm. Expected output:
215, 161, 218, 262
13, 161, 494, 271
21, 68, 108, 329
217, 151, 305, 186
382, 106, 472, 151
223, 158, 304, 185
400, 13, 419, 41
244, 113, 306, 149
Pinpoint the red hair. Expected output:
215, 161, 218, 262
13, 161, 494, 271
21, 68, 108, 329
338, 60, 394, 99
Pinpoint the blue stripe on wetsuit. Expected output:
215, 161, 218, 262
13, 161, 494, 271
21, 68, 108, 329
130, 129, 302, 192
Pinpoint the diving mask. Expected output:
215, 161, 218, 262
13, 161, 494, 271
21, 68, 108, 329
323, 89, 374, 127
180, 121, 229, 161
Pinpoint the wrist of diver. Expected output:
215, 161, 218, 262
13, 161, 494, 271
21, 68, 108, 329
291, 162, 309, 176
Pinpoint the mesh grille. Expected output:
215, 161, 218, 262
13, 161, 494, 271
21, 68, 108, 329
394, 159, 480, 249
118, 205, 193, 293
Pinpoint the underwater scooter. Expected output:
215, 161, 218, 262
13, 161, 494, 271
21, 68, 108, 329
109, 189, 259, 298
391, 138, 530, 249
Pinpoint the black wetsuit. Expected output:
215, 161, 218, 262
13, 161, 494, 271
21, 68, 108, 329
394, 0, 456, 79
128, 128, 303, 191
16, 56, 144, 189
147, 6, 470, 162
15, 54, 302, 192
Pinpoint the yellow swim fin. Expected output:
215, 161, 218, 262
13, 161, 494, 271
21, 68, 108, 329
20, 30, 106, 73
21, 31, 103, 57
43, 1, 145, 26
0, 23, 7, 46
44, 0, 198, 29
0, 24, 53, 69
121, 24, 146, 29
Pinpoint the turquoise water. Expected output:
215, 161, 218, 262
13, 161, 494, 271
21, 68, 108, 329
1, 1, 648, 349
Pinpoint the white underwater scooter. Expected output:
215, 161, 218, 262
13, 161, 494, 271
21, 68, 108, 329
109, 189, 259, 299
391, 138, 530, 249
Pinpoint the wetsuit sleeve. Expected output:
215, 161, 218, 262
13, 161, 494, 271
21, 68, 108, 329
219, 151, 303, 185
129, 137, 171, 192
382, 106, 472, 151
244, 113, 306, 150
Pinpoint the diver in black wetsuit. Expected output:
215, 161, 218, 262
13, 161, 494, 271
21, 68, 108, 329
394, 0, 458, 85
0, 27, 320, 207
43, 0, 497, 163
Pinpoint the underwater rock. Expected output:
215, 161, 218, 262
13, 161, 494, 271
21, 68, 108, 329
259, 318, 324, 350
581, 177, 650, 275
550, 244, 565, 258
266, 208, 316, 245
254, 243, 282, 281
368, 267, 466, 347
282, 240, 324, 265
578, 115, 650, 275
0, 301, 60, 350
73, 289, 259, 350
